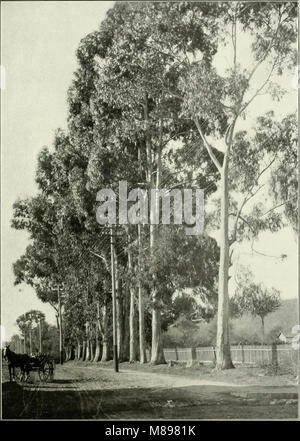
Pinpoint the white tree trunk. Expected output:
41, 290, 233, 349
81, 340, 86, 361
100, 302, 110, 362
115, 259, 124, 361
76, 340, 82, 360
216, 166, 234, 369
151, 298, 165, 364
128, 243, 138, 362
150, 140, 165, 365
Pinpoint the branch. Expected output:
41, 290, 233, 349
89, 250, 110, 272
238, 215, 255, 233
230, 198, 248, 246
246, 12, 282, 86
256, 156, 277, 182
49, 301, 58, 313
225, 123, 232, 146
230, 183, 266, 246
229, 248, 234, 268
261, 196, 297, 217
240, 54, 280, 115
244, 183, 266, 206
232, 4, 237, 69
250, 242, 287, 260
161, 130, 189, 148
194, 117, 222, 173
97, 315, 104, 335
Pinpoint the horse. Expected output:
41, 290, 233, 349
3, 345, 32, 382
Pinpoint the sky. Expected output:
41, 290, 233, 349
1, 1, 114, 341
1, 1, 298, 341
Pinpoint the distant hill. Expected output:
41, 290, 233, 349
230, 298, 299, 344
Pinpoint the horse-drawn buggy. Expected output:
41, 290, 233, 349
3, 345, 55, 383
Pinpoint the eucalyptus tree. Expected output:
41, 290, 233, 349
176, 2, 297, 368
9, 334, 23, 353
267, 113, 298, 232
232, 267, 281, 343
16, 310, 45, 354
12, 129, 98, 358
80, 1, 223, 364
12, 2, 295, 369
123, 1, 296, 369
16, 313, 29, 353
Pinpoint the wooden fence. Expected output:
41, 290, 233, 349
162, 344, 298, 366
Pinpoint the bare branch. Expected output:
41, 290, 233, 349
230, 182, 266, 246
261, 196, 297, 217
89, 250, 110, 273
49, 301, 58, 313
194, 116, 222, 173
240, 55, 280, 115
250, 241, 287, 260
257, 156, 277, 181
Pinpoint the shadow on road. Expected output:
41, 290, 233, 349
2, 379, 298, 420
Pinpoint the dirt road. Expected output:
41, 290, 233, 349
2, 362, 298, 419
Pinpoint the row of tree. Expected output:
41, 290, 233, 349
11, 2, 297, 368
10, 310, 59, 358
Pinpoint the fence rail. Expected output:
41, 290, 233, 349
162, 344, 297, 366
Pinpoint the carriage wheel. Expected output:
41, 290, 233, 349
38, 362, 52, 382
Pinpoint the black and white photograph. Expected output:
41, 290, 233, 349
1, 0, 299, 422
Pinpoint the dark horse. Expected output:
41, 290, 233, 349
3, 345, 32, 382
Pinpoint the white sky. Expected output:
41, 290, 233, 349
1, 1, 298, 340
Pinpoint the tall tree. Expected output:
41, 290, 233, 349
87, 1, 221, 364
178, 2, 297, 368
232, 268, 281, 343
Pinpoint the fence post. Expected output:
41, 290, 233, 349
271, 343, 278, 369
191, 347, 196, 363
241, 344, 245, 364
212, 346, 216, 364
175, 347, 178, 361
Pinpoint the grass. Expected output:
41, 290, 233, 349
73, 358, 298, 388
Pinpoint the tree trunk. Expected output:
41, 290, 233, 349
29, 327, 32, 355
81, 340, 86, 361
100, 301, 110, 362
90, 339, 95, 361
94, 340, 101, 362
261, 317, 265, 345
101, 341, 109, 362
116, 257, 125, 361
85, 339, 90, 361
76, 340, 82, 360
216, 166, 234, 369
123, 290, 130, 361
128, 241, 138, 362
151, 298, 166, 365
84, 321, 91, 361
150, 128, 166, 365
138, 224, 147, 363
129, 290, 138, 362
93, 320, 101, 363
